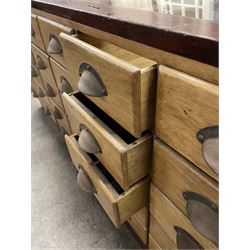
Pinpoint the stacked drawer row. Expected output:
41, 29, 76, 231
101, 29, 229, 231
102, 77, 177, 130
149, 66, 219, 249
31, 14, 73, 135
32, 12, 157, 244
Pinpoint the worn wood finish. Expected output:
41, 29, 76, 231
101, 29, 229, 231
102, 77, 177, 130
148, 233, 161, 250
37, 16, 74, 67
31, 43, 55, 83
149, 215, 176, 250
31, 14, 46, 51
128, 214, 148, 245
133, 206, 148, 228
48, 98, 71, 135
155, 65, 219, 180
65, 134, 149, 228
61, 33, 157, 137
31, 0, 218, 67
31, 65, 45, 90
150, 184, 217, 249
152, 138, 218, 215
31, 52, 36, 67
62, 92, 153, 190
32, 8, 218, 84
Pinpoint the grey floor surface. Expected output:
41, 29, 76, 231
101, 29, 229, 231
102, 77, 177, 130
31, 97, 141, 250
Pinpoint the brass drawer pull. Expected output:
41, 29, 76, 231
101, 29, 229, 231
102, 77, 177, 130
45, 83, 56, 97
47, 33, 63, 54
31, 66, 38, 77
59, 76, 72, 94
36, 55, 46, 70
78, 63, 107, 97
183, 192, 218, 245
53, 106, 63, 119
78, 123, 101, 154
77, 164, 96, 194
38, 88, 45, 98
197, 126, 219, 175
174, 226, 204, 250
32, 90, 39, 98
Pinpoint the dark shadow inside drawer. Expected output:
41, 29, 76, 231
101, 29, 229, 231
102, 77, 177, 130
73, 92, 149, 144
74, 135, 124, 195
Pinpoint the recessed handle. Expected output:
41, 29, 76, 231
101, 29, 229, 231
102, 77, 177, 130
36, 55, 46, 70
77, 164, 96, 194
183, 192, 218, 245
174, 226, 204, 250
197, 126, 219, 175
32, 90, 39, 98
31, 27, 35, 37
78, 63, 107, 97
78, 123, 101, 154
47, 33, 63, 54
45, 83, 56, 97
32, 67, 38, 77
59, 76, 73, 94
38, 88, 45, 98
53, 106, 63, 119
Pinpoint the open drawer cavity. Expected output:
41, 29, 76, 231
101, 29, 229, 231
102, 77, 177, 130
65, 134, 149, 228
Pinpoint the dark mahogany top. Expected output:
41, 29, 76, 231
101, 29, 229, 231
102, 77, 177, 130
32, 0, 218, 67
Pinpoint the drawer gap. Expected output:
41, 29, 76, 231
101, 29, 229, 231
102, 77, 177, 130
76, 32, 155, 69
73, 135, 124, 195
74, 92, 137, 144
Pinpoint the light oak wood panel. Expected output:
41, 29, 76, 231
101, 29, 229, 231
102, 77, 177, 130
37, 16, 74, 67
133, 206, 148, 228
128, 213, 148, 245
149, 215, 176, 250
152, 138, 218, 215
65, 134, 149, 228
62, 92, 152, 190
31, 14, 45, 51
31, 65, 45, 90
48, 98, 71, 135
155, 65, 219, 181
32, 8, 218, 85
60, 33, 157, 138
150, 184, 217, 249
31, 52, 36, 67
148, 234, 161, 250
31, 43, 55, 84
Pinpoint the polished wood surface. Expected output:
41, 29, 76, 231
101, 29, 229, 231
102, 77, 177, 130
32, 0, 218, 67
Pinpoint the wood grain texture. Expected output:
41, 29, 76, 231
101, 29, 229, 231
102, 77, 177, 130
32, 8, 218, 84
31, 13, 46, 51
32, 65, 45, 90
62, 92, 152, 190
155, 65, 219, 181
152, 138, 218, 215
31, 43, 55, 84
150, 184, 217, 249
149, 215, 176, 250
31, 0, 218, 67
133, 206, 149, 228
65, 134, 149, 228
60, 32, 156, 137
37, 16, 74, 67
148, 233, 161, 250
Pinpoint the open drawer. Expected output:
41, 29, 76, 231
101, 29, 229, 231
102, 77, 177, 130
62, 91, 152, 190
60, 32, 157, 138
65, 134, 149, 228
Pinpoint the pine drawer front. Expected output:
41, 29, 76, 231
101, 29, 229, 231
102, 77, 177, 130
60, 33, 157, 138
149, 215, 176, 250
31, 14, 45, 51
150, 184, 218, 249
31, 65, 44, 90
62, 92, 153, 190
31, 52, 36, 67
133, 206, 148, 228
152, 138, 218, 245
65, 134, 149, 228
128, 213, 148, 245
48, 99, 71, 135
155, 65, 219, 180
148, 234, 161, 250
50, 58, 74, 96
31, 44, 55, 84
37, 16, 74, 67
42, 97, 57, 125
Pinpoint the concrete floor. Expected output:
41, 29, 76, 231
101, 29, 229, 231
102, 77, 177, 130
31, 97, 140, 250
